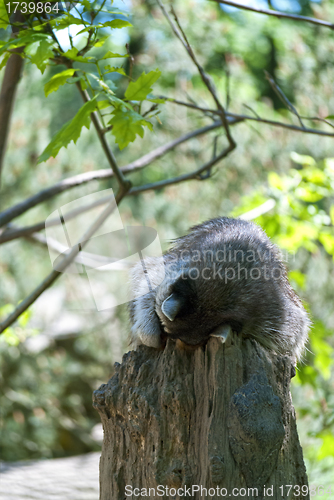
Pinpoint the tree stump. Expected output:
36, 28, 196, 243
93, 333, 309, 500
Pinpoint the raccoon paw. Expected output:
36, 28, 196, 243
130, 294, 163, 348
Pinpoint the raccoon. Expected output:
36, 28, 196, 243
128, 217, 309, 361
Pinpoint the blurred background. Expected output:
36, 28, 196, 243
0, 0, 333, 493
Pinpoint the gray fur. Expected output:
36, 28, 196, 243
128, 217, 309, 361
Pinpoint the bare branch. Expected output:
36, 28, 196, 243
25, 231, 134, 270
156, 0, 236, 150
299, 116, 334, 130
126, 43, 134, 81
1, 104, 333, 234
128, 143, 234, 195
1, 106, 333, 234
169, 99, 334, 136
0, 187, 130, 334
264, 71, 305, 128
0, 194, 114, 243
211, 0, 334, 30
162, 97, 219, 115
242, 104, 261, 119
0, 120, 227, 229
226, 112, 334, 137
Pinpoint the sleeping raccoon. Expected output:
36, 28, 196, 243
128, 217, 309, 361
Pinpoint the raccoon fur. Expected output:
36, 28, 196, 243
128, 217, 309, 361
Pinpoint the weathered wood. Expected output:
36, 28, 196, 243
93, 334, 309, 500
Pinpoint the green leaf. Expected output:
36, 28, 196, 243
50, 14, 84, 30
288, 270, 306, 290
97, 100, 112, 110
147, 97, 166, 104
80, 78, 88, 91
107, 94, 133, 110
62, 47, 96, 63
101, 51, 129, 60
92, 36, 109, 48
0, 33, 49, 55
38, 96, 99, 163
310, 325, 334, 380
65, 76, 82, 84
18, 309, 32, 328
330, 205, 334, 225
319, 232, 334, 256
125, 69, 161, 101
103, 65, 126, 76
0, 0, 9, 30
77, 19, 131, 35
317, 432, 334, 459
29, 40, 54, 74
290, 151, 316, 167
44, 68, 76, 97
1, 328, 20, 346
0, 52, 11, 71
268, 171, 285, 191
80, 0, 92, 11
102, 6, 130, 16
102, 19, 132, 29
109, 107, 153, 150
295, 186, 324, 202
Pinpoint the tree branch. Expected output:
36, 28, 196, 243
169, 99, 334, 136
73, 81, 131, 191
0, 120, 230, 229
0, 187, 130, 334
0, 13, 26, 181
156, 0, 236, 150
0, 194, 114, 243
128, 143, 234, 195
211, 0, 334, 30
0, 139, 234, 245
226, 112, 334, 137
25, 231, 134, 270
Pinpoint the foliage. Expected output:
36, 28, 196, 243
233, 153, 334, 476
0, 0, 163, 156
0, 304, 38, 346
0, 325, 114, 460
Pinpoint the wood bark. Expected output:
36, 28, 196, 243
0, 12, 25, 180
93, 334, 309, 500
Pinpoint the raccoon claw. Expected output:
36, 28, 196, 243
210, 324, 232, 343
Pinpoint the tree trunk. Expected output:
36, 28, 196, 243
93, 333, 309, 500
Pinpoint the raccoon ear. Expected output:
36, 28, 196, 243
161, 293, 185, 322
